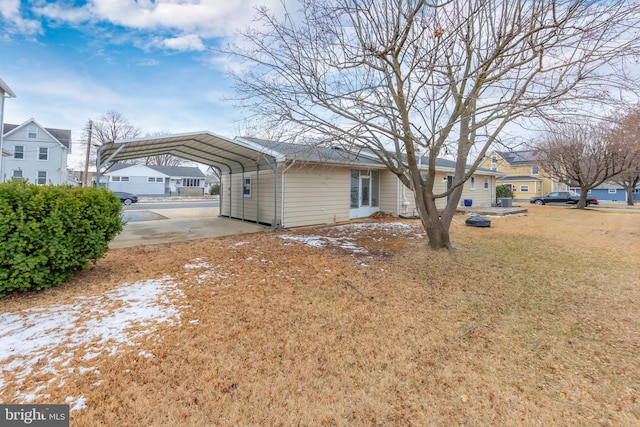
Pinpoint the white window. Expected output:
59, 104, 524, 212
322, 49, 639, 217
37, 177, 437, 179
112, 176, 121, 182
491, 167, 497, 171
13, 146, 24, 159
491, 155, 497, 164
28, 126, 37, 139
520, 185, 529, 192
38, 147, 49, 161
243, 177, 252, 197
148, 177, 164, 183
531, 165, 539, 175
484, 177, 489, 190
183, 178, 201, 187
608, 189, 617, 194
470, 176, 476, 190
12, 170, 23, 180
37, 171, 47, 185
121, 176, 130, 182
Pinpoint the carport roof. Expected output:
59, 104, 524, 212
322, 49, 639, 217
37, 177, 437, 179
98, 131, 286, 173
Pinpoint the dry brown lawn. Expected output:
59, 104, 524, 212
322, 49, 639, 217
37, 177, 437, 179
1, 205, 639, 426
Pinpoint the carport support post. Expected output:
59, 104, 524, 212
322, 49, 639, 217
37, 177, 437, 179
256, 163, 260, 224
96, 143, 126, 188
262, 155, 279, 228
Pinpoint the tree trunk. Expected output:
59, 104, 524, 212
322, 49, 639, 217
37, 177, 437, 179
575, 191, 588, 209
626, 187, 635, 206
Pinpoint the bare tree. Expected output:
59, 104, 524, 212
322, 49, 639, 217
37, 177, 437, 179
93, 111, 140, 146
227, 0, 640, 251
81, 111, 141, 170
535, 120, 639, 208
611, 107, 640, 205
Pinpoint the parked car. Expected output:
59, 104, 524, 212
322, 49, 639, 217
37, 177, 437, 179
530, 191, 598, 206
114, 191, 139, 205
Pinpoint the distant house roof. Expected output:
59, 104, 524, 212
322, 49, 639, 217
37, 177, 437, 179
495, 150, 538, 166
107, 163, 205, 178
3, 121, 72, 149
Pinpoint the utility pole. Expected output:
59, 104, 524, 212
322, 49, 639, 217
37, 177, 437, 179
82, 119, 93, 187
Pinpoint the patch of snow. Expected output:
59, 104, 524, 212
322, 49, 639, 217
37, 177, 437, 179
0, 278, 184, 405
66, 395, 86, 412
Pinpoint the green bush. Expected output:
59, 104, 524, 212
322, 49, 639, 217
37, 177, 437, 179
496, 184, 514, 200
0, 181, 123, 297
209, 183, 220, 196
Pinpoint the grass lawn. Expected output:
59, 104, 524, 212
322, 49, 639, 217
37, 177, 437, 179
1, 205, 639, 425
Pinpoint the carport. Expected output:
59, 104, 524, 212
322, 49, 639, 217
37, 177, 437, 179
97, 131, 285, 227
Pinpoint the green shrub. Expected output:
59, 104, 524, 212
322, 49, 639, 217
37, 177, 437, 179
0, 181, 123, 297
496, 184, 514, 200
209, 183, 220, 196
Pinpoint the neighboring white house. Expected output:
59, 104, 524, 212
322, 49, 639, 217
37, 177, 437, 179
102, 164, 206, 196
1, 119, 71, 185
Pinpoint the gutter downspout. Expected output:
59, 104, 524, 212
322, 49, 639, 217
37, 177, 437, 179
0, 88, 17, 183
280, 160, 296, 228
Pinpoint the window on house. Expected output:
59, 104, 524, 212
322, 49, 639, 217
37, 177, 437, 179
148, 177, 163, 183
520, 185, 529, 192
112, 176, 121, 182
350, 170, 359, 208
28, 126, 37, 139
491, 155, 497, 164
491, 167, 497, 171
470, 176, 476, 190
371, 170, 380, 207
13, 146, 24, 159
531, 165, 539, 175
243, 177, 252, 197
38, 147, 48, 161
484, 177, 489, 190
12, 170, 23, 180
183, 178, 201, 187
121, 176, 130, 182
37, 171, 47, 185
608, 189, 617, 194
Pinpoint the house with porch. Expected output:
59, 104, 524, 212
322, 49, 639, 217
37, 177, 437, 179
98, 132, 502, 228
1, 119, 71, 185
480, 150, 568, 201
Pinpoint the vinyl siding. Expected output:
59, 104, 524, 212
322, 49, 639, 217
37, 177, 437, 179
281, 164, 350, 228
221, 169, 279, 226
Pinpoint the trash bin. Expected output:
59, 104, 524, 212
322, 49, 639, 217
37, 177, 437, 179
464, 199, 472, 207
497, 197, 512, 207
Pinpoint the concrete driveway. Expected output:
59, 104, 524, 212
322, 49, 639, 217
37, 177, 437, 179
110, 207, 268, 249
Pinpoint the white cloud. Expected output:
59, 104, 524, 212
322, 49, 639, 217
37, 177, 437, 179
34, 0, 290, 38
0, 0, 41, 37
161, 34, 206, 52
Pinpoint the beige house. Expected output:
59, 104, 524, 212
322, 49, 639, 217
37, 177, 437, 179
480, 150, 568, 201
98, 132, 501, 228
224, 137, 501, 227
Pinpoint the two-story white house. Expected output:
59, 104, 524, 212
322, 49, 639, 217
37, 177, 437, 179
1, 119, 71, 185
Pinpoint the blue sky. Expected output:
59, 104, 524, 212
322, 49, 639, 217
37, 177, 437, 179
1, 0, 291, 167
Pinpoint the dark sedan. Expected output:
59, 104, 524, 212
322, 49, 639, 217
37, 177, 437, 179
530, 191, 597, 206
114, 191, 139, 205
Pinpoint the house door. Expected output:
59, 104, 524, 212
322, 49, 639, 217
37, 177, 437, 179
350, 170, 379, 218
446, 175, 453, 203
